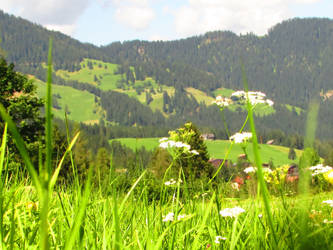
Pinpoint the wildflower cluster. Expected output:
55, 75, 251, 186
322, 200, 333, 207
162, 212, 189, 222
244, 166, 256, 174
159, 137, 199, 156
215, 236, 227, 244
229, 132, 252, 144
264, 165, 290, 185
243, 166, 275, 183
309, 164, 332, 176
219, 206, 245, 218
164, 178, 182, 186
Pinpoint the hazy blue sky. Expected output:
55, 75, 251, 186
1, 0, 333, 46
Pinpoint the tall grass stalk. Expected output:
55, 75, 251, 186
298, 97, 320, 247
0, 123, 7, 247
209, 114, 249, 182
242, 64, 278, 247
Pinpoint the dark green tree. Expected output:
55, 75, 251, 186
168, 122, 213, 179
94, 147, 110, 186
288, 147, 296, 160
0, 57, 44, 162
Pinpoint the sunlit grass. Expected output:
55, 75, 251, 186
111, 137, 301, 165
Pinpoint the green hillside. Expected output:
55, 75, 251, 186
111, 137, 302, 166
3, 10, 331, 138
56, 58, 124, 91
54, 58, 279, 117
34, 78, 101, 123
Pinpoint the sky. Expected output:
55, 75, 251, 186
1, 0, 333, 46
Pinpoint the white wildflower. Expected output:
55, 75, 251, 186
249, 98, 266, 105
162, 212, 174, 222
323, 219, 333, 224
322, 200, 333, 207
266, 99, 274, 106
177, 214, 187, 220
229, 132, 252, 144
159, 140, 176, 149
183, 144, 191, 151
309, 164, 332, 176
231, 182, 240, 191
159, 137, 168, 142
159, 141, 168, 149
159, 140, 191, 151
250, 91, 266, 97
190, 149, 199, 155
220, 206, 245, 218
164, 179, 177, 186
258, 213, 263, 218
244, 166, 256, 174
215, 236, 227, 244
263, 168, 273, 173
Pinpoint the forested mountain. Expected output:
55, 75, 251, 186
1, 9, 333, 141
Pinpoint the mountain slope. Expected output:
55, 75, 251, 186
1, 10, 333, 139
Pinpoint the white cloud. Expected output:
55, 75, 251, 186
174, 0, 323, 37
149, 34, 170, 41
45, 24, 76, 36
0, 0, 92, 35
112, 0, 155, 30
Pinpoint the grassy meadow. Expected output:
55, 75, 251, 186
1, 177, 332, 249
111, 137, 302, 165
56, 58, 123, 91
34, 78, 101, 124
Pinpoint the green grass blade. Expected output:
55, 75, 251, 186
64, 112, 79, 189
304, 98, 319, 148
192, 193, 216, 249
49, 132, 80, 191
209, 114, 249, 183
45, 38, 53, 178
298, 98, 320, 248
112, 185, 122, 250
0, 123, 7, 179
119, 170, 146, 214
64, 166, 93, 250
0, 123, 7, 247
242, 64, 278, 247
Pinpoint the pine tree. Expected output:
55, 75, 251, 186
288, 147, 296, 160
169, 122, 213, 179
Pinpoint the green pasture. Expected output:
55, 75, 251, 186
111, 137, 301, 166
56, 58, 124, 91
212, 87, 235, 97
186, 87, 215, 105
34, 78, 100, 123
